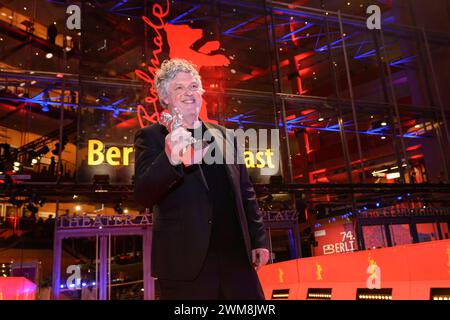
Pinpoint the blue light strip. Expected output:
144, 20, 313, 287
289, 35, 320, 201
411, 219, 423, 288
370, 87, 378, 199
168, 5, 202, 24
287, 229, 297, 259
315, 34, 354, 52
354, 49, 376, 60
390, 55, 416, 67
278, 23, 314, 42
0, 97, 78, 108
109, 0, 128, 12
223, 16, 260, 35
223, 117, 420, 139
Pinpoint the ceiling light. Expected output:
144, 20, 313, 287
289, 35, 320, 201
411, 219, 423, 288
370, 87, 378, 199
46, 53, 53, 59
387, 172, 400, 180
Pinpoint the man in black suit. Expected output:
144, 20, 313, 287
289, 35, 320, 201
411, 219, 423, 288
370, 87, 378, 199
134, 58, 269, 299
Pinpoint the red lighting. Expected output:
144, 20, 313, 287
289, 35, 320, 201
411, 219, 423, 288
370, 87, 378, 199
134, 0, 169, 128
410, 154, 424, 160
0, 277, 36, 300
135, 0, 231, 128
286, 114, 296, 121
406, 145, 422, 152
166, 23, 230, 124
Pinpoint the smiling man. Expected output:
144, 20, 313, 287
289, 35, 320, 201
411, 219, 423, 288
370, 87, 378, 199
134, 58, 269, 300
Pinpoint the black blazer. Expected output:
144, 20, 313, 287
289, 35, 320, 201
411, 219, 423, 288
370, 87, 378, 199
134, 122, 267, 281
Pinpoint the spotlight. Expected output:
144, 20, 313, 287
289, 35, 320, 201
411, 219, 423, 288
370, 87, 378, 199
45, 53, 53, 59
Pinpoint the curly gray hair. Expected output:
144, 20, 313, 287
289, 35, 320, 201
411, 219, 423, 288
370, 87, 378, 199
154, 58, 204, 108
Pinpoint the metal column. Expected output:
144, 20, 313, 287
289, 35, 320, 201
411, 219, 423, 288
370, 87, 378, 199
267, 5, 294, 184
337, 10, 366, 182
99, 236, 108, 300
379, 29, 409, 183
421, 28, 450, 181
51, 200, 61, 300
372, 32, 406, 186
143, 227, 154, 300
323, 13, 353, 185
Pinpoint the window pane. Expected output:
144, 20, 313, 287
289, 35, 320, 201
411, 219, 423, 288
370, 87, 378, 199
440, 223, 450, 240
362, 225, 387, 249
389, 224, 413, 246
416, 223, 439, 243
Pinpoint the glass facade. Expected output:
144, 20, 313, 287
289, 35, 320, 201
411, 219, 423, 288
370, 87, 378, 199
0, 0, 449, 299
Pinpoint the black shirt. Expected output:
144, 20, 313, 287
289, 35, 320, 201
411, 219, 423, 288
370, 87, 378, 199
187, 123, 244, 253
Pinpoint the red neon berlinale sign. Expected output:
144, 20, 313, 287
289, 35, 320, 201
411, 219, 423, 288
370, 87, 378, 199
134, 0, 170, 128
135, 1, 231, 128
